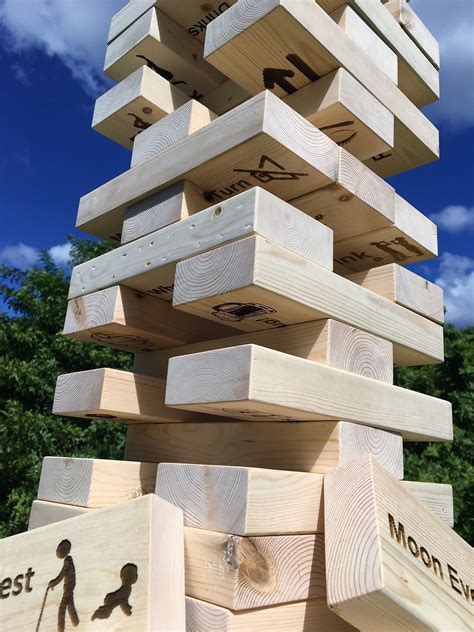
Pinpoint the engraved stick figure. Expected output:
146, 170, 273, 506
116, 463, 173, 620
91, 563, 138, 621
46, 539, 79, 632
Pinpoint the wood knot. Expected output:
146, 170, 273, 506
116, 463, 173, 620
223, 536, 273, 588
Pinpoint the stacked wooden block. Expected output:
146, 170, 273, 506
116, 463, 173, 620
1, 1, 472, 631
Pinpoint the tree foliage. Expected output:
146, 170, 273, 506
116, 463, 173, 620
0, 240, 472, 544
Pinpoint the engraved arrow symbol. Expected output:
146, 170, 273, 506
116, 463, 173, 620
263, 67, 297, 94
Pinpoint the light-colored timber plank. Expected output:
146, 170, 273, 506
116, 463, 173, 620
165, 345, 452, 440
384, 0, 440, 69
28, 500, 90, 531
346, 264, 444, 324
131, 101, 217, 167
289, 150, 438, 268
331, 4, 398, 83
172, 235, 444, 365
108, 0, 237, 44
71, 187, 334, 300
284, 68, 394, 161
92, 66, 189, 150
104, 7, 225, 95
325, 456, 472, 631
37, 457, 157, 508
75, 91, 341, 241
122, 181, 207, 244
313, 0, 439, 105
186, 596, 356, 632
135, 319, 394, 384
53, 368, 228, 424
185, 527, 325, 609
125, 421, 404, 477
64, 285, 236, 353
156, 463, 324, 535
401, 482, 454, 528
0, 495, 185, 631
204, 0, 439, 179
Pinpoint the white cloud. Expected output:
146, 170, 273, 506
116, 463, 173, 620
0, 243, 38, 268
0, 242, 72, 268
11, 63, 30, 86
430, 205, 474, 232
435, 252, 474, 327
48, 243, 72, 266
0, 0, 126, 95
412, 0, 474, 129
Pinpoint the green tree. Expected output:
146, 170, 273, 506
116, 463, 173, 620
395, 325, 473, 544
0, 238, 131, 537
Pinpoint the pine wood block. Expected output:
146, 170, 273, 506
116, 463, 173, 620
204, 0, 439, 178
0, 495, 185, 631
325, 456, 472, 631
104, 7, 225, 97
75, 91, 341, 241
285, 68, 394, 161
125, 421, 404, 477
108, 0, 237, 45
92, 66, 189, 150
172, 236, 444, 366
165, 345, 452, 440
346, 264, 444, 324
331, 4, 398, 83
122, 181, 207, 243
28, 501, 90, 531
52, 368, 228, 424
185, 527, 325, 609
186, 596, 355, 632
384, 0, 440, 69
131, 100, 217, 167
401, 482, 454, 528
71, 187, 334, 300
333, 192, 438, 272
313, 0, 439, 105
135, 319, 394, 384
37, 457, 157, 508
64, 285, 235, 354
157, 463, 324, 535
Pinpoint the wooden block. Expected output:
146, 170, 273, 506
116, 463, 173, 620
331, 4, 398, 83
313, 0, 439, 105
384, 0, 440, 69
157, 463, 324, 535
64, 285, 236, 353
92, 66, 189, 149
0, 495, 185, 631
125, 421, 404, 477
204, 0, 439, 178
104, 7, 225, 97
53, 368, 227, 424
71, 187, 334, 300
28, 501, 89, 531
122, 181, 207, 243
401, 482, 454, 528
186, 596, 356, 632
284, 68, 394, 161
346, 264, 444, 324
135, 319, 394, 384
185, 527, 325, 609
108, 0, 237, 45
75, 91, 340, 241
325, 456, 472, 631
165, 345, 452, 440
37, 457, 158, 508
131, 101, 217, 167
172, 236, 444, 366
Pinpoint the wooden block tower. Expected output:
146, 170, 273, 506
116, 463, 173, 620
1, 1, 472, 630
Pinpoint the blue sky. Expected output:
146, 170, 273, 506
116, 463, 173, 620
0, 0, 473, 325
